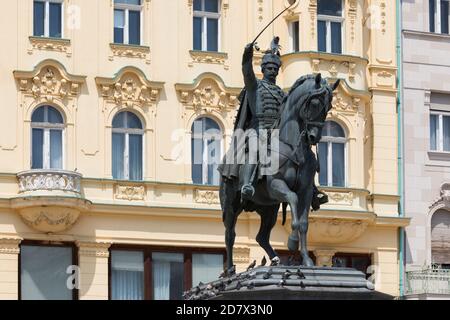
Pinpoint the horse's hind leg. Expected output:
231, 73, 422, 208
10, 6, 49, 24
298, 187, 315, 267
255, 205, 280, 264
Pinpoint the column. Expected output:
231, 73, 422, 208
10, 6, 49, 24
314, 249, 336, 267
0, 237, 22, 300
76, 241, 111, 300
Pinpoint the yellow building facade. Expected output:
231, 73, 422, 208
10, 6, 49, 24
0, 0, 409, 300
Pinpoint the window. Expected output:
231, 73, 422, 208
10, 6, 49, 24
431, 210, 450, 266
191, 117, 222, 185
332, 253, 372, 278
112, 111, 144, 181
430, 0, 450, 33
20, 243, 76, 300
114, 0, 142, 45
33, 0, 63, 38
430, 92, 450, 152
318, 121, 346, 187
31, 105, 64, 170
193, 0, 220, 51
290, 20, 300, 52
317, 0, 343, 54
110, 247, 225, 300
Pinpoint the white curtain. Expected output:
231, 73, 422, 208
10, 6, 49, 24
152, 253, 183, 300
192, 254, 223, 287
152, 261, 170, 300
129, 134, 143, 180
50, 129, 62, 169
332, 143, 345, 187
112, 133, 125, 179
111, 250, 144, 300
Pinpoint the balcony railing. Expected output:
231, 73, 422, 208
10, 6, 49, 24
17, 169, 82, 195
406, 267, 450, 295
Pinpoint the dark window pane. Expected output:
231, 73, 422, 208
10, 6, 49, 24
292, 21, 300, 52
126, 112, 142, 129
205, 117, 220, 131
34, 1, 45, 36
430, 0, 436, 32
192, 137, 203, 184
115, 0, 141, 4
113, 112, 126, 128
318, 20, 327, 52
112, 133, 125, 179
32, 107, 45, 123
441, 0, 449, 34
50, 130, 63, 169
114, 9, 125, 43
207, 18, 218, 51
318, 142, 328, 186
129, 10, 141, 45
48, 106, 63, 124
331, 22, 342, 54
332, 143, 345, 187
430, 114, 438, 150
193, 17, 202, 50
111, 250, 144, 300
129, 134, 143, 181
318, 0, 342, 16
207, 138, 220, 185
20, 245, 73, 300
327, 121, 345, 138
443, 116, 450, 151
49, 3, 62, 38
194, 0, 202, 11
32, 129, 44, 169
205, 0, 219, 13
152, 253, 184, 300
332, 256, 348, 268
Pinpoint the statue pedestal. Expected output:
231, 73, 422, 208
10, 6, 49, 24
184, 266, 393, 300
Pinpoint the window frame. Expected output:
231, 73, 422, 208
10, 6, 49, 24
108, 245, 225, 300
33, 0, 64, 38
289, 19, 300, 53
318, 121, 347, 187
191, 117, 223, 186
430, 0, 450, 34
112, 111, 145, 181
114, 0, 144, 45
317, 0, 344, 54
18, 240, 78, 300
429, 111, 450, 152
193, 0, 221, 52
30, 105, 65, 170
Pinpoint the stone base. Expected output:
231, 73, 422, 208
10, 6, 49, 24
184, 266, 393, 300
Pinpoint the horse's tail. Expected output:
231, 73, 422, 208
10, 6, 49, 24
282, 203, 288, 226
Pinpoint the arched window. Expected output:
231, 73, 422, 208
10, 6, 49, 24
318, 121, 346, 187
191, 117, 222, 185
431, 210, 450, 268
31, 105, 64, 169
112, 111, 143, 181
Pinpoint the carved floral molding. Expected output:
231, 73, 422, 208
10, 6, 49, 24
194, 189, 220, 205
14, 60, 85, 103
109, 43, 151, 64
233, 247, 250, 263
28, 37, 72, 57
18, 207, 81, 233
308, 218, 369, 244
96, 67, 164, 110
76, 241, 112, 258
189, 51, 229, 70
0, 238, 22, 255
326, 191, 354, 206
430, 182, 450, 209
115, 184, 146, 201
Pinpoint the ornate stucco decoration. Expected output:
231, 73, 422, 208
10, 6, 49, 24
308, 0, 317, 38
175, 72, 241, 122
308, 218, 369, 244
257, 0, 264, 22
76, 241, 112, 258
109, 44, 151, 64
12, 169, 91, 233
430, 183, 450, 209
368, 66, 396, 91
0, 238, 22, 255
189, 51, 229, 70
348, 0, 357, 41
14, 60, 86, 104
194, 189, 220, 205
327, 191, 354, 206
28, 37, 72, 57
233, 247, 250, 263
328, 80, 368, 117
96, 67, 164, 111
115, 184, 146, 201
188, 0, 229, 15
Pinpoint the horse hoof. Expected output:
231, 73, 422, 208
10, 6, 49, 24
301, 256, 315, 267
270, 256, 281, 266
287, 235, 299, 252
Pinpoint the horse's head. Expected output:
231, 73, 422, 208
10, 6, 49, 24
288, 73, 340, 146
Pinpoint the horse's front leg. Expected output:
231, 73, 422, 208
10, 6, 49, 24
298, 186, 315, 267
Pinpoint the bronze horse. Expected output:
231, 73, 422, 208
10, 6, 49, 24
219, 74, 339, 273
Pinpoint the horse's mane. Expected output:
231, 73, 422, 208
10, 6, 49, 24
287, 74, 317, 96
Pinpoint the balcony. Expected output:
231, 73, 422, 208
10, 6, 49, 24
405, 268, 450, 298
10, 170, 91, 233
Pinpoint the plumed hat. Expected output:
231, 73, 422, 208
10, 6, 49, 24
261, 36, 282, 68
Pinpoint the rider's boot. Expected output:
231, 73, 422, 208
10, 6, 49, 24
241, 164, 256, 202
311, 184, 328, 211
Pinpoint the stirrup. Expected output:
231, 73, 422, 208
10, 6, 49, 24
241, 184, 255, 200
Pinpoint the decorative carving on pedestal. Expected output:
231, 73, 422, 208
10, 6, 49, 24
233, 247, 250, 263
194, 189, 220, 205
109, 43, 151, 64
28, 37, 72, 57
314, 249, 336, 267
0, 238, 22, 255
115, 184, 146, 201
96, 67, 164, 112
14, 60, 85, 103
76, 241, 112, 258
